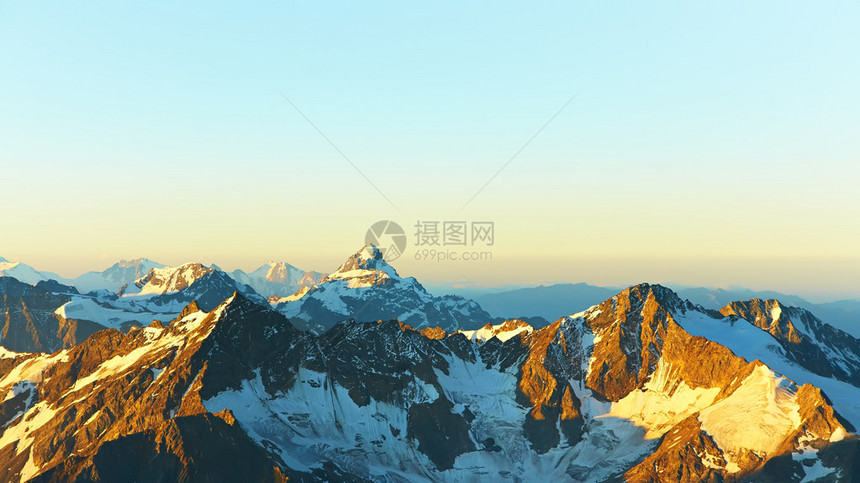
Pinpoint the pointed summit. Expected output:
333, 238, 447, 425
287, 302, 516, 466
273, 244, 492, 333
262, 261, 300, 283
337, 244, 388, 270
621, 283, 694, 313
211, 290, 280, 321
325, 244, 400, 287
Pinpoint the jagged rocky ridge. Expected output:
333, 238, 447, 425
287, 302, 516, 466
0, 262, 268, 354
720, 299, 860, 386
1, 284, 858, 481
0, 278, 93, 353
1, 246, 497, 352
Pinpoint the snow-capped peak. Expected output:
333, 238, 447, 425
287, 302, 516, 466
264, 261, 298, 283
0, 260, 19, 270
115, 258, 158, 269
324, 245, 400, 288
458, 319, 534, 343
133, 262, 216, 296
0, 259, 54, 285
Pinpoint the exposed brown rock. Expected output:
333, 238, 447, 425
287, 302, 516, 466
560, 385, 579, 420
498, 318, 531, 333
1, 294, 66, 353
55, 313, 104, 350
518, 320, 562, 420
33, 413, 288, 483
0, 278, 122, 353
721, 299, 802, 344
513, 319, 586, 453
419, 326, 447, 340
624, 416, 729, 483
0, 285, 855, 482
214, 408, 237, 426
177, 300, 200, 320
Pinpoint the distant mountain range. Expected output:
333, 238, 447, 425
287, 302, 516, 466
227, 262, 326, 298
0, 247, 499, 352
71, 258, 166, 293
3, 252, 858, 339
0, 257, 324, 299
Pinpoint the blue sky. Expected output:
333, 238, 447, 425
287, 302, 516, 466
1, 1, 859, 299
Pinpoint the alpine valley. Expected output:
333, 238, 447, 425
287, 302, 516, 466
1, 247, 859, 482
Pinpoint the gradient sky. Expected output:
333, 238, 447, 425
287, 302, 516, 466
1, 1, 859, 300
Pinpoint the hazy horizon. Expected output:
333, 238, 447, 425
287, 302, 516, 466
3, 248, 859, 304
3, 2, 859, 301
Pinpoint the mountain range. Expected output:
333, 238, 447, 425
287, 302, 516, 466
227, 262, 326, 299
1, 248, 859, 481
0, 281, 857, 481
6, 254, 858, 337
0, 258, 323, 300
465, 282, 860, 338
0, 246, 498, 353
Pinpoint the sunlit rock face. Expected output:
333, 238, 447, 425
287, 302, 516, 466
1, 282, 858, 482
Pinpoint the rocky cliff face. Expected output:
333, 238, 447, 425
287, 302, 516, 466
1, 284, 857, 481
0, 262, 269, 354
720, 299, 860, 386
0, 277, 97, 353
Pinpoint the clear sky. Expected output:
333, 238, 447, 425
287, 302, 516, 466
1, 1, 859, 300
